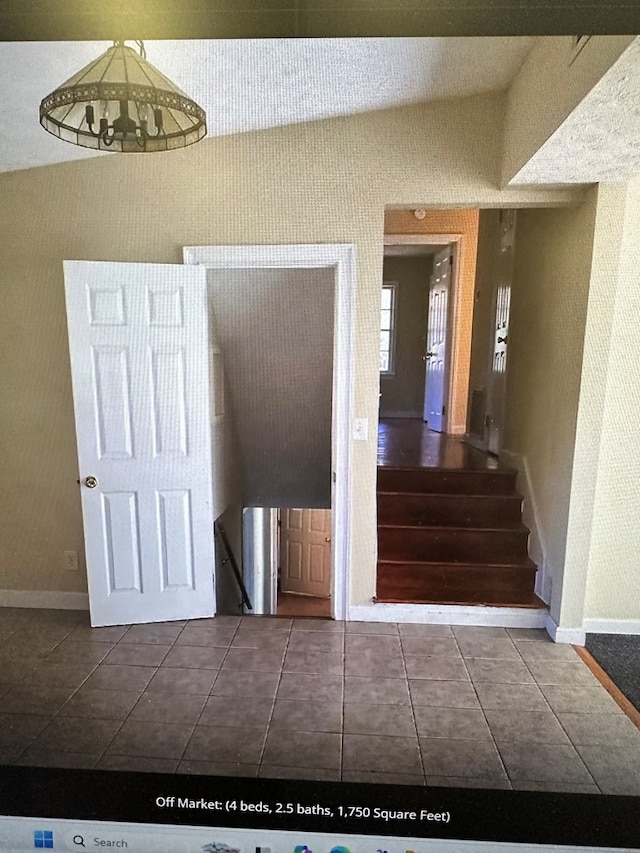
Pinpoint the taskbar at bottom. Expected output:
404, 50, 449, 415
0, 766, 638, 850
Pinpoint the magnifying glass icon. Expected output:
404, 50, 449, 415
73, 836, 86, 847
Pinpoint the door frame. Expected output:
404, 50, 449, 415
383, 234, 462, 434
183, 244, 355, 621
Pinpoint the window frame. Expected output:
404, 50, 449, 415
380, 281, 398, 376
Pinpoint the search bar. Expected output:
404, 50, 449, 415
64, 830, 205, 852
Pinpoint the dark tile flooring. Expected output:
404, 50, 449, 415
0, 608, 639, 794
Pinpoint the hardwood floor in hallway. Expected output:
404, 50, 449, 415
377, 417, 504, 470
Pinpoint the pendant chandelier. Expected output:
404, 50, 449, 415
39, 40, 207, 153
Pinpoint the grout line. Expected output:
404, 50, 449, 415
457, 637, 512, 791
255, 620, 292, 777
398, 623, 427, 786
176, 616, 244, 774
79, 625, 174, 772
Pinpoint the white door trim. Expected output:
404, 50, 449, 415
183, 244, 355, 621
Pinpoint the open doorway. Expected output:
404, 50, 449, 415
277, 508, 332, 618
241, 506, 332, 618
379, 242, 455, 429
185, 244, 355, 625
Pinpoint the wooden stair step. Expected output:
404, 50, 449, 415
377, 466, 517, 496
376, 559, 538, 605
377, 523, 531, 563
377, 491, 524, 527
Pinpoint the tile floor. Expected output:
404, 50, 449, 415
0, 609, 639, 794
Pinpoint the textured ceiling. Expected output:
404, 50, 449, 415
0, 37, 534, 174
511, 37, 640, 184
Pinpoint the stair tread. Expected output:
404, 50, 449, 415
377, 490, 523, 499
378, 557, 537, 569
376, 594, 546, 608
377, 464, 516, 473
378, 522, 530, 533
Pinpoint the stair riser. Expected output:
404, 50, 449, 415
378, 527, 530, 563
377, 493, 523, 527
376, 562, 538, 603
377, 468, 516, 495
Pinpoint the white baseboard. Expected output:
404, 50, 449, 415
500, 448, 551, 605
582, 618, 640, 635
0, 590, 89, 610
350, 602, 548, 629
544, 613, 586, 645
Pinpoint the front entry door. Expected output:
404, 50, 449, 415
423, 246, 453, 431
64, 261, 216, 627
280, 508, 331, 597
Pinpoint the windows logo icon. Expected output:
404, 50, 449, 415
34, 830, 54, 849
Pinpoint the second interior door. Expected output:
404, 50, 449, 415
280, 508, 331, 597
423, 245, 453, 431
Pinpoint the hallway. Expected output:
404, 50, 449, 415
377, 418, 503, 470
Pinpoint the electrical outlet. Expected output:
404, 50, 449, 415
64, 550, 79, 572
353, 417, 369, 441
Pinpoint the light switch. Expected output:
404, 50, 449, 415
353, 418, 369, 441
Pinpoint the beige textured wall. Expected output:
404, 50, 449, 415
583, 179, 640, 623
502, 35, 635, 184
467, 209, 502, 431
503, 190, 599, 622
208, 268, 334, 508
384, 209, 480, 433
0, 95, 582, 604
379, 255, 433, 417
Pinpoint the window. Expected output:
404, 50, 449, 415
380, 282, 397, 374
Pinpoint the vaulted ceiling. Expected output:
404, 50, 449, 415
0, 37, 535, 173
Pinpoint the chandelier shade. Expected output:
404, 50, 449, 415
39, 41, 207, 153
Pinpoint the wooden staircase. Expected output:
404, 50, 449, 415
376, 465, 539, 606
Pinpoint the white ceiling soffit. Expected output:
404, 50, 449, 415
511, 36, 640, 184
0, 37, 533, 174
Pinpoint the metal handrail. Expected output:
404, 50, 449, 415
214, 520, 253, 611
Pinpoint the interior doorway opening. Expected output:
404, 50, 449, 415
186, 243, 356, 626
278, 507, 332, 618
242, 506, 333, 618
379, 241, 455, 431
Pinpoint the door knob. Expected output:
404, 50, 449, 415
422, 351, 435, 361
84, 476, 98, 489
325, 537, 331, 543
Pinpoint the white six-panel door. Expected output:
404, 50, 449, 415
64, 261, 216, 627
423, 246, 452, 431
